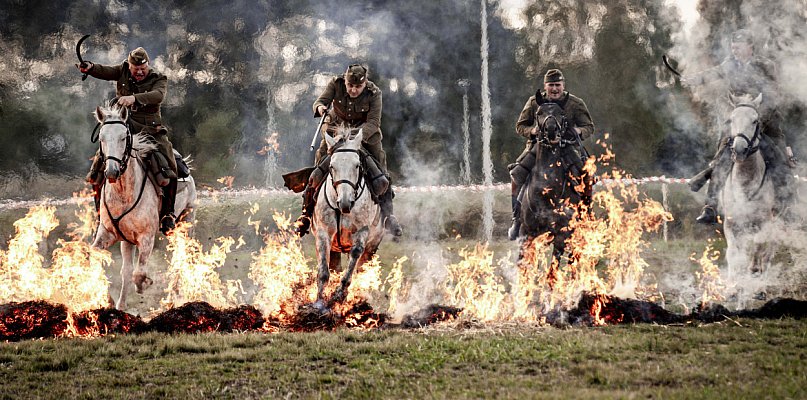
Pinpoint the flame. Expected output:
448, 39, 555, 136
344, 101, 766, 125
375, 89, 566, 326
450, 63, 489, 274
257, 132, 280, 156
693, 240, 726, 305
217, 176, 235, 189
249, 212, 315, 320
0, 206, 58, 303
161, 222, 242, 310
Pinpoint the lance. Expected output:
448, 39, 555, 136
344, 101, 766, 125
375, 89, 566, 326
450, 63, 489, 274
76, 34, 91, 81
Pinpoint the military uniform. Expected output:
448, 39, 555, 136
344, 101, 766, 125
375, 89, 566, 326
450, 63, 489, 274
687, 30, 795, 223
82, 47, 178, 234
313, 76, 386, 170
295, 64, 401, 237
508, 69, 595, 240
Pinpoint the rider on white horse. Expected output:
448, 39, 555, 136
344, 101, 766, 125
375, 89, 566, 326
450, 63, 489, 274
684, 29, 798, 224
294, 64, 403, 238
77, 47, 180, 234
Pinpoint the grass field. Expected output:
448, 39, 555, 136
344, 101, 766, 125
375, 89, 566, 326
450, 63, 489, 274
1, 319, 805, 399
1, 183, 806, 399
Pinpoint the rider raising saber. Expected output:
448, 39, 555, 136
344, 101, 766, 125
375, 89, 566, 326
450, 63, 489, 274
77, 47, 179, 235
683, 29, 797, 224
508, 69, 595, 240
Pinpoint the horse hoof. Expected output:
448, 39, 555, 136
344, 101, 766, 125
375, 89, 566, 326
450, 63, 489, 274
133, 273, 153, 294
312, 300, 329, 313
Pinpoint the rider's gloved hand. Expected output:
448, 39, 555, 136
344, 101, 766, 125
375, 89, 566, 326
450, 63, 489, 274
117, 95, 137, 107
76, 61, 93, 73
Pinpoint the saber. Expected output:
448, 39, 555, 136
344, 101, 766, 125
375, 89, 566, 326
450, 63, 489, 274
310, 102, 332, 151
76, 34, 90, 81
662, 55, 682, 77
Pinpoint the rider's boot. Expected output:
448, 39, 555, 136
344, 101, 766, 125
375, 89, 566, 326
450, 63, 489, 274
159, 178, 177, 235
294, 185, 316, 237
508, 181, 523, 241
379, 189, 403, 237
689, 165, 713, 193
695, 183, 719, 224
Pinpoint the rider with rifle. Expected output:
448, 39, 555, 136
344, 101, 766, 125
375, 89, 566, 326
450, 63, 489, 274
77, 46, 179, 234
683, 29, 797, 223
293, 64, 402, 238
508, 69, 595, 240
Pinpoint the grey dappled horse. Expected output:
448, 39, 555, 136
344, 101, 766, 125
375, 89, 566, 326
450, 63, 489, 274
721, 93, 776, 277
310, 128, 384, 312
91, 105, 197, 310
516, 102, 585, 286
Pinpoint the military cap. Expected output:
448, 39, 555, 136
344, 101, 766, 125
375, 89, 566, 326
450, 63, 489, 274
128, 47, 150, 66
731, 29, 753, 44
345, 64, 367, 85
544, 69, 564, 83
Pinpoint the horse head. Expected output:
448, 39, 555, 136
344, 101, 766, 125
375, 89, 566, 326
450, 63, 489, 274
728, 92, 763, 162
95, 105, 131, 183
324, 127, 364, 214
535, 102, 567, 145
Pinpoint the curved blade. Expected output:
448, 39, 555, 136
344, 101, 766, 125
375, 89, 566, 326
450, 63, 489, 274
76, 34, 91, 81
75, 34, 90, 63
662, 55, 682, 77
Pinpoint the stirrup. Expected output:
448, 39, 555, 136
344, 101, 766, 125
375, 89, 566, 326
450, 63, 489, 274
295, 215, 311, 237
695, 206, 718, 225
160, 213, 177, 235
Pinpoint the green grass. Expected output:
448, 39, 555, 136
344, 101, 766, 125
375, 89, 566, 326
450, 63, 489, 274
0, 319, 805, 399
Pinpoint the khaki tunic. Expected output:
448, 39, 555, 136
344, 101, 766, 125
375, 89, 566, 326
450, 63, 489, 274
516, 91, 594, 142
88, 62, 175, 173
312, 76, 387, 172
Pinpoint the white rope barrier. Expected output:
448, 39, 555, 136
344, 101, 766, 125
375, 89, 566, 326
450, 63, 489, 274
2, 174, 806, 211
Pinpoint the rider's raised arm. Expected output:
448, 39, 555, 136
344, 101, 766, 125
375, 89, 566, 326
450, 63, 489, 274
133, 74, 166, 106
86, 62, 124, 81
313, 78, 337, 117
683, 62, 726, 87
569, 96, 594, 140
515, 96, 536, 138
359, 86, 382, 138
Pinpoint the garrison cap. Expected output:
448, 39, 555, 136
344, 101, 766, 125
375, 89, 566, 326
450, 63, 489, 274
731, 29, 753, 44
544, 69, 564, 83
128, 47, 149, 66
345, 64, 368, 85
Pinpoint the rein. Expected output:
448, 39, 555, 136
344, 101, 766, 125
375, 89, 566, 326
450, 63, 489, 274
323, 147, 367, 251
730, 103, 762, 158
98, 118, 148, 245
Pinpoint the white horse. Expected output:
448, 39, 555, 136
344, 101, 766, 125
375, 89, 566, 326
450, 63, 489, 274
721, 93, 777, 278
91, 105, 196, 310
311, 129, 384, 311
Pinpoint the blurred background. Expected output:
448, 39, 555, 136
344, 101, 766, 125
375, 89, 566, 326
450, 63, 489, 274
2, 0, 806, 199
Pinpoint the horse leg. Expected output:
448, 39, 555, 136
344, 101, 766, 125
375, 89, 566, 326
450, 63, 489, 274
117, 242, 134, 310
133, 236, 155, 294
332, 229, 369, 305
313, 230, 332, 310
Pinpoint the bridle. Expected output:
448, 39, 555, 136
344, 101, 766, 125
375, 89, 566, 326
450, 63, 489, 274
536, 104, 572, 148
729, 103, 762, 159
96, 115, 148, 245
322, 147, 367, 251
100, 119, 134, 175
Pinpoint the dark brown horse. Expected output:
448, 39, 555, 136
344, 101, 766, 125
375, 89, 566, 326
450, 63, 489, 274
515, 102, 587, 285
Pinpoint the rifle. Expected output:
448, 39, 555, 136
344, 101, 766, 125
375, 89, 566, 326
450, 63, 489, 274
309, 102, 333, 151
